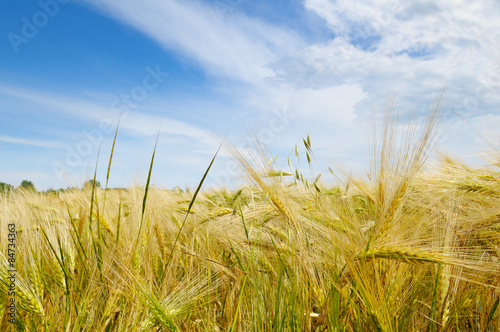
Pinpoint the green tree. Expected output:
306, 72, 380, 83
83, 180, 101, 190
20, 180, 36, 191
0, 182, 13, 192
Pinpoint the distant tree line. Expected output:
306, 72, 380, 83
20, 180, 36, 191
0, 182, 14, 192
83, 180, 101, 190
0, 180, 36, 192
0, 179, 102, 193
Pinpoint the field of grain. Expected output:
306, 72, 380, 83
1, 105, 499, 331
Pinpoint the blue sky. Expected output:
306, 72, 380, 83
1, 0, 499, 190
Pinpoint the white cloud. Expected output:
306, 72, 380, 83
0, 83, 110, 118
121, 112, 208, 138
78, 0, 372, 128
0, 83, 209, 140
257, 83, 367, 126
81, 0, 304, 83
278, 0, 500, 119
79, 0, 500, 130
0, 135, 63, 148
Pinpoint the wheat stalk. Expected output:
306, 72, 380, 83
357, 246, 448, 265
154, 223, 167, 260
199, 208, 233, 224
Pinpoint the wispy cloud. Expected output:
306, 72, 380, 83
81, 0, 305, 83
121, 112, 208, 138
0, 83, 209, 140
0, 83, 110, 119
79, 0, 372, 128
0, 135, 63, 148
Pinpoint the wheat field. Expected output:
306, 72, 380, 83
1, 103, 500, 331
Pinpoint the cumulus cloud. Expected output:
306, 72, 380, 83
296, 0, 500, 113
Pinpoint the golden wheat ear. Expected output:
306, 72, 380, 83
366, 91, 445, 248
